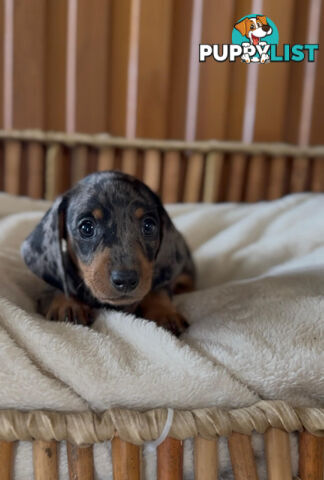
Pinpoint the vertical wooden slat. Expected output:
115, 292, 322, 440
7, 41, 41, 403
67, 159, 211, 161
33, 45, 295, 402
184, 0, 203, 142
265, 427, 292, 480
228, 433, 259, 480
45, 144, 70, 200
124, 0, 140, 139
13, 0, 46, 128
71, 146, 88, 184
136, 0, 173, 138
244, 155, 267, 202
161, 151, 182, 203
108, 0, 132, 136
143, 149, 161, 194
112, 437, 141, 480
0, 147, 4, 191
33, 440, 58, 480
290, 157, 311, 193
3, 0, 14, 129
27, 143, 44, 199
194, 437, 218, 480
97, 148, 115, 171
183, 152, 204, 202
202, 152, 224, 203
226, 154, 246, 202
299, 431, 324, 480
46, 0, 67, 130
167, 0, 193, 139
67, 443, 94, 480
196, 0, 235, 141
0, 0, 4, 128
254, 0, 295, 142
267, 157, 288, 200
285, 1, 311, 143
66, 0, 77, 133
311, 158, 324, 192
75, 0, 111, 133
157, 437, 183, 480
0, 441, 14, 480
4, 141, 22, 194
297, 0, 321, 146
121, 149, 138, 177
226, 0, 252, 141
310, 5, 324, 145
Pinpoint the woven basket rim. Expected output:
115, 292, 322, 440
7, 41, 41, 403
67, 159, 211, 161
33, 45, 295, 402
0, 129, 324, 157
0, 400, 323, 445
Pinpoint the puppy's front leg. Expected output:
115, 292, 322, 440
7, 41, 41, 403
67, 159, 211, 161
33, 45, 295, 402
138, 290, 189, 337
46, 293, 93, 326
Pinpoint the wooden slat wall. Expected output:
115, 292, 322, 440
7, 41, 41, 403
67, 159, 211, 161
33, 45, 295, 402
226, 0, 252, 141
311, 1, 324, 145
254, 0, 295, 143
75, 0, 111, 133
135, 0, 173, 139
0, 0, 323, 201
0, 0, 322, 141
12, 0, 46, 129
45, 0, 67, 132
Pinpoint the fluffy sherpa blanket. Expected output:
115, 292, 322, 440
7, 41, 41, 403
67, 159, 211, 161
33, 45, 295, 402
0, 192, 323, 479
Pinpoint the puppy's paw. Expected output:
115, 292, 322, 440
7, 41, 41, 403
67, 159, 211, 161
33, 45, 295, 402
146, 308, 189, 337
46, 294, 93, 326
139, 290, 189, 337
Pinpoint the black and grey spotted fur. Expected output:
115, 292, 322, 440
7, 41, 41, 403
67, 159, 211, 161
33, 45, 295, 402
21, 171, 195, 311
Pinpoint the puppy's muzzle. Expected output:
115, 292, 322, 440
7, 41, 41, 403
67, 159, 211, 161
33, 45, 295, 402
111, 270, 139, 293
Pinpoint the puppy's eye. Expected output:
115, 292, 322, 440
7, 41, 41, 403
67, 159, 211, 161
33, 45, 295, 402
142, 217, 157, 237
78, 219, 96, 238
250, 24, 255, 30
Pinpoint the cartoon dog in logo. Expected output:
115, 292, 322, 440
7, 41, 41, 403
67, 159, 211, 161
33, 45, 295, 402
234, 15, 272, 63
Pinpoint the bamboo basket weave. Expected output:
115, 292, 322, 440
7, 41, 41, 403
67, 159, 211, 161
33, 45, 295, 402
0, 130, 323, 479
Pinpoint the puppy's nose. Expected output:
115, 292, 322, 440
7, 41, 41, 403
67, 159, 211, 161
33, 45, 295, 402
262, 24, 270, 32
111, 270, 139, 292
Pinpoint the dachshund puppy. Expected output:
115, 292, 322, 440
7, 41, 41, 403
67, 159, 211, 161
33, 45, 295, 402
21, 171, 195, 336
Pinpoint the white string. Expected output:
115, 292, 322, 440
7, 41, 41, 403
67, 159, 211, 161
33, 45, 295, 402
145, 408, 174, 452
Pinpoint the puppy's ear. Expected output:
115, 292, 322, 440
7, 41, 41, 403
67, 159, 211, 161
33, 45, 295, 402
234, 18, 248, 36
154, 204, 191, 287
21, 195, 69, 295
257, 15, 267, 25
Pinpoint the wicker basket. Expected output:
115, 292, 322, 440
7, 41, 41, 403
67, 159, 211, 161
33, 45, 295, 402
0, 130, 323, 479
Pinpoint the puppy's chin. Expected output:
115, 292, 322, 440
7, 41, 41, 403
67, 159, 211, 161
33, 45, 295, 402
86, 283, 151, 307
99, 296, 141, 307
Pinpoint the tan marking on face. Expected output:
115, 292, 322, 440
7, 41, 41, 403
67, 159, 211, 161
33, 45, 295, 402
136, 247, 153, 298
92, 208, 103, 220
74, 245, 153, 306
135, 207, 144, 219
76, 248, 113, 301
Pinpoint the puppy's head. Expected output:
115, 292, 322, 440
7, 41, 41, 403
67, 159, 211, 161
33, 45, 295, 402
234, 16, 272, 45
21, 171, 172, 307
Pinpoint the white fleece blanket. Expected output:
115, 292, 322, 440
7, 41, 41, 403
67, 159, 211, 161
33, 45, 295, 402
0, 192, 323, 479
